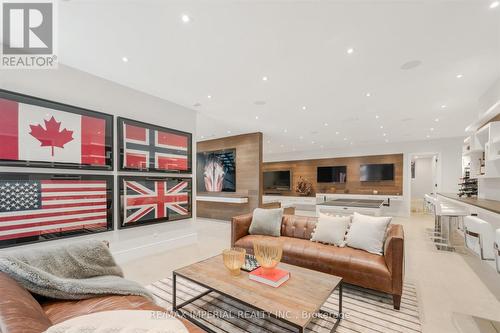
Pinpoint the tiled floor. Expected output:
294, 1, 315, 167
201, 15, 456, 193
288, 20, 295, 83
121, 214, 500, 333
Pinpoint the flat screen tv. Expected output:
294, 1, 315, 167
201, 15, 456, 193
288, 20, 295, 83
317, 166, 347, 183
264, 170, 291, 191
360, 163, 394, 181
197, 149, 236, 192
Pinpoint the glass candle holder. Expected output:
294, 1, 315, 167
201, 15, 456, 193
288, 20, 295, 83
222, 247, 246, 276
253, 239, 283, 274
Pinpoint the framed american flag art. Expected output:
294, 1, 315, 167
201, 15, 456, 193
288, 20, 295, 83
118, 176, 192, 229
0, 90, 113, 170
0, 173, 113, 248
118, 117, 192, 173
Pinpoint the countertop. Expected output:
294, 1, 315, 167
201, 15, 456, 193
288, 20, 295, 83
438, 193, 500, 215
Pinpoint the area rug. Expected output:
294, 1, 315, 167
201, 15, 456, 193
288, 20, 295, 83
147, 277, 422, 333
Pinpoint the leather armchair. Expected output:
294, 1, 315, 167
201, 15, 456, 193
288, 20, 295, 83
231, 213, 404, 309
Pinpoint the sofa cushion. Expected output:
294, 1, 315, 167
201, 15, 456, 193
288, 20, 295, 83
249, 208, 283, 237
311, 213, 351, 246
281, 215, 317, 239
234, 235, 392, 292
345, 212, 392, 255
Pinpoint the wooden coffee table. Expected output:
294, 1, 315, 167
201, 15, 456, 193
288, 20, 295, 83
173, 255, 343, 333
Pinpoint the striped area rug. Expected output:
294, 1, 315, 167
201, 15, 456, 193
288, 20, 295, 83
147, 277, 421, 333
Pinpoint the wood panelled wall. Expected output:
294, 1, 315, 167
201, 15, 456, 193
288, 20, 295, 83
263, 153, 404, 196
197, 132, 263, 220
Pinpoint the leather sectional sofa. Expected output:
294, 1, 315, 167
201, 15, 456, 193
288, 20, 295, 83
231, 213, 405, 309
0, 272, 204, 333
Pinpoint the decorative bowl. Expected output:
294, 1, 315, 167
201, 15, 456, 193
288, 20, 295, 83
222, 247, 246, 276
253, 239, 283, 274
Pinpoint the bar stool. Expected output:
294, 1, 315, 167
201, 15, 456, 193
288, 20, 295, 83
495, 229, 500, 273
464, 216, 495, 260
432, 202, 469, 251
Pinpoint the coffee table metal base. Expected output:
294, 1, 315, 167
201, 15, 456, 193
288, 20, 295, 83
172, 272, 343, 333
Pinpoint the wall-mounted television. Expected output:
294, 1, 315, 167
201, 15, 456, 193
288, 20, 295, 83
197, 149, 236, 192
317, 166, 347, 183
360, 163, 394, 181
264, 170, 291, 191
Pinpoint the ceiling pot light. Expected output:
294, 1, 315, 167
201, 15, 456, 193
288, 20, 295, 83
335, 131, 340, 135
181, 14, 190, 23
255, 115, 259, 120
490, 1, 499, 9
441, 104, 447, 109
283, 129, 288, 133
383, 133, 387, 137
302, 106, 307, 111
299, 136, 304, 140
207, 95, 212, 99
122, 57, 128, 62
347, 48, 354, 54
375, 115, 380, 119
380, 125, 384, 129
343, 138, 347, 141
456, 74, 463, 79
366, 92, 371, 97
435, 118, 440, 122
324, 123, 329, 127
262, 76, 268, 81
430, 127, 435, 131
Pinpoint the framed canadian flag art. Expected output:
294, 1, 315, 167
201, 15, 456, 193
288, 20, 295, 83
118, 117, 192, 173
118, 176, 192, 229
0, 90, 113, 170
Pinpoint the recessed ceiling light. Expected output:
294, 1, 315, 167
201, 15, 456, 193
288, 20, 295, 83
255, 115, 259, 120
490, 1, 499, 9
283, 129, 288, 133
343, 137, 347, 141
380, 125, 384, 129
207, 95, 212, 99
441, 104, 447, 109
181, 14, 190, 23
430, 127, 435, 131
366, 92, 371, 97
382, 133, 387, 137
435, 118, 440, 122
324, 122, 329, 127
385, 139, 389, 143
456, 74, 463, 79
311, 141, 315, 144
302, 106, 307, 111
426, 134, 431, 138
347, 48, 354, 54
262, 76, 268, 81
350, 142, 354, 145
375, 115, 380, 119
122, 57, 128, 62
335, 131, 340, 135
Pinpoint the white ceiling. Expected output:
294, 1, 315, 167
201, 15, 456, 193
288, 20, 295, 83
57, 0, 500, 154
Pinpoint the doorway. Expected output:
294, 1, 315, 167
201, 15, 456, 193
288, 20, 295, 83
410, 153, 439, 213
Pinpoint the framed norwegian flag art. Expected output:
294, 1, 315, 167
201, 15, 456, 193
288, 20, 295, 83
0, 173, 113, 248
118, 176, 192, 229
0, 90, 113, 170
118, 117, 192, 173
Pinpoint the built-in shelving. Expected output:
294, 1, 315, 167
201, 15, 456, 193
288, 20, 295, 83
462, 121, 500, 179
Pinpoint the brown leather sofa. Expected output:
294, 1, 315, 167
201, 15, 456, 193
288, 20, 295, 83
231, 213, 404, 309
0, 272, 204, 333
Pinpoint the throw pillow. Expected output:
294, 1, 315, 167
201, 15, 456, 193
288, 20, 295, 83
310, 213, 351, 246
249, 208, 283, 237
345, 212, 392, 255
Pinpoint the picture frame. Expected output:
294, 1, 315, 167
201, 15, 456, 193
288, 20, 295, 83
0, 89, 113, 170
0, 172, 114, 249
118, 117, 192, 174
118, 175, 192, 229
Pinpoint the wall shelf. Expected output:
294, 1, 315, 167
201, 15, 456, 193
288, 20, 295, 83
462, 121, 500, 179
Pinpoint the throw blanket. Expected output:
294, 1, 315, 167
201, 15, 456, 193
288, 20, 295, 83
0, 240, 153, 300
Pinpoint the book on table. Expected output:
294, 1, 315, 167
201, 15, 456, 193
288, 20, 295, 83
248, 267, 290, 287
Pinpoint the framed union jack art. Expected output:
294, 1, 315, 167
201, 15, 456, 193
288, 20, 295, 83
118, 117, 192, 173
118, 176, 192, 229
0, 90, 113, 170
0, 173, 113, 248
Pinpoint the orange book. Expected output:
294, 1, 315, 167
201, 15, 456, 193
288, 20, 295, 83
249, 267, 290, 287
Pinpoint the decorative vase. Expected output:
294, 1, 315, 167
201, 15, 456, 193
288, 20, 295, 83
222, 248, 246, 276
253, 239, 283, 274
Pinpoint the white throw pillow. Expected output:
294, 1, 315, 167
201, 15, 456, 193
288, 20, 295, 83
310, 213, 351, 247
345, 212, 392, 255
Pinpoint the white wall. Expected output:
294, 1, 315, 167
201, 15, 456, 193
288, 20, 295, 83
0, 65, 198, 260
265, 137, 464, 216
411, 157, 434, 199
